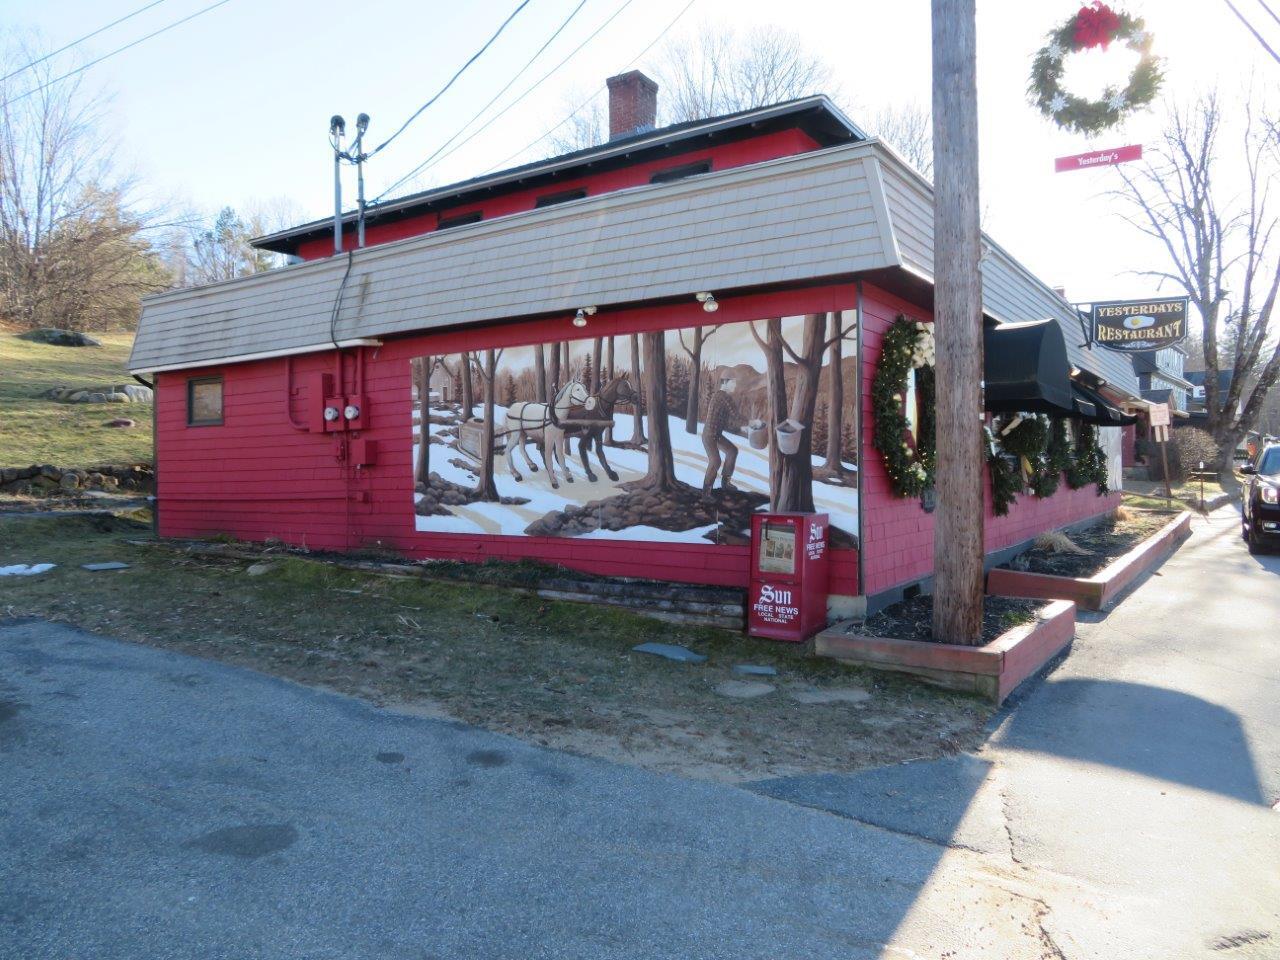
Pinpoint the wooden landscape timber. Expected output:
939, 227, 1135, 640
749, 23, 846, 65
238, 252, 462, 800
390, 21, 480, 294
986, 511, 1192, 611
815, 599, 1077, 703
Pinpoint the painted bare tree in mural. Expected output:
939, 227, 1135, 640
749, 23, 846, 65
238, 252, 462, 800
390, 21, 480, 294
533, 343, 548, 402
628, 332, 646, 447
475, 347, 504, 501
438, 352, 476, 419
604, 336, 616, 445
749, 312, 844, 512
820, 310, 854, 481
414, 357, 432, 483
677, 324, 722, 434
631, 330, 681, 492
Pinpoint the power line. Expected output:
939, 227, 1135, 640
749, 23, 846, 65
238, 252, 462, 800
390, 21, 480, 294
377, 0, 697, 202
366, 0, 536, 159
483, 0, 699, 174
1222, 0, 1280, 64
0, 0, 235, 109
0, 0, 170, 84
1254, 0, 1280, 28
370, 0, 593, 201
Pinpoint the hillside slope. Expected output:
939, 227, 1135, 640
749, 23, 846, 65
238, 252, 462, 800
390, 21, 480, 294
1, 330, 152, 468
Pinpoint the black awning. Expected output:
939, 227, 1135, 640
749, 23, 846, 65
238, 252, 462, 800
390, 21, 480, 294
983, 319, 1075, 416
1072, 381, 1139, 426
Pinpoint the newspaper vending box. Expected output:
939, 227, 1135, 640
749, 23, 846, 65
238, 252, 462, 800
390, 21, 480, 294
747, 512, 829, 642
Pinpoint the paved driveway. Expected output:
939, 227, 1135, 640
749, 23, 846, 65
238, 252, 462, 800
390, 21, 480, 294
2, 507, 1278, 958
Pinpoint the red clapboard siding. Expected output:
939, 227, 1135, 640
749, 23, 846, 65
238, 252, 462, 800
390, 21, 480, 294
857, 284, 1120, 596
155, 282, 861, 592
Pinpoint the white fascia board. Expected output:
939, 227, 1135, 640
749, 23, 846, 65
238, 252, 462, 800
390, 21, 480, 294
130, 338, 382, 375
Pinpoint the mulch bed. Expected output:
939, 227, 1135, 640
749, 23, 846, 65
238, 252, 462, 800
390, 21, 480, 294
859, 594, 1041, 647
1000, 511, 1171, 579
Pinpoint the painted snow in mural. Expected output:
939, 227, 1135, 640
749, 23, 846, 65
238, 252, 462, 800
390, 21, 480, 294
410, 312, 858, 546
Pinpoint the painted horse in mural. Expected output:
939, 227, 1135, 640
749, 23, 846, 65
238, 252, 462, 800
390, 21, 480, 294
502, 380, 589, 489
561, 375, 639, 482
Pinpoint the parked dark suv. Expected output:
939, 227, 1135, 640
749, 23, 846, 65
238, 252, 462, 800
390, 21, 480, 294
1241, 444, 1280, 554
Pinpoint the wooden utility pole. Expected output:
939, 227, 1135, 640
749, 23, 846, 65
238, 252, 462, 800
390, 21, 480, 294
931, 0, 985, 644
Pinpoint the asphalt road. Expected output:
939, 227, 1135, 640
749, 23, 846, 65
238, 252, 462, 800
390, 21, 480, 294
2, 506, 1277, 958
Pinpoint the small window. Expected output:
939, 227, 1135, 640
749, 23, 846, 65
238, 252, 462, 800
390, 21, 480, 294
187, 376, 223, 426
649, 160, 711, 185
534, 188, 587, 208
437, 211, 483, 230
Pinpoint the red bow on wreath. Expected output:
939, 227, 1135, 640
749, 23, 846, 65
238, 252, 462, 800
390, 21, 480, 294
1074, 1, 1122, 50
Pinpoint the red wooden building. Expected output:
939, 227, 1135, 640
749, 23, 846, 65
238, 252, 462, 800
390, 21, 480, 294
130, 71, 1140, 614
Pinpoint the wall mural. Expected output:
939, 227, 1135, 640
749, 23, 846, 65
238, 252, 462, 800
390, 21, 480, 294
410, 312, 859, 546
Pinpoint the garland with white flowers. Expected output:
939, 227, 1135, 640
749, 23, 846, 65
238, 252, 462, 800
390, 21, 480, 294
872, 316, 936, 498
1029, 2, 1162, 135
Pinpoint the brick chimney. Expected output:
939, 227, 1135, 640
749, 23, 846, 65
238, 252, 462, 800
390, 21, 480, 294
607, 70, 658, 141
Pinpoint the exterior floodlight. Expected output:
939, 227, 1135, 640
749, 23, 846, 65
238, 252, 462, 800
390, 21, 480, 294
572, 306, 597, 328
356, 113, 370, 134
330, 114, 346, 138
696, 292, 718, 313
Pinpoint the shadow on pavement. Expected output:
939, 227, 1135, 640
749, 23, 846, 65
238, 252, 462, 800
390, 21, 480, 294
999, 678, 1267, 805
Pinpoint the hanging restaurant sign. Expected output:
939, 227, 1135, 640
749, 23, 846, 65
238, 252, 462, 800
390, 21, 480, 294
1091, 297, 1188, 352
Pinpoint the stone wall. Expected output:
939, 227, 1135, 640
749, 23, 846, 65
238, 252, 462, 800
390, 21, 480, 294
0, 464, 155, 496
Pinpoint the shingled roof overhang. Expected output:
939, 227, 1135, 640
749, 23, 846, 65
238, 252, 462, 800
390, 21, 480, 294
131, 139, 1140, 400
252, 96, 866, 256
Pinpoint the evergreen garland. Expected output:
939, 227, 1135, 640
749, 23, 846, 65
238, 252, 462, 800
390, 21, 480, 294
872, 317, 936, 498
1031, 416, 1072, 499
1065, 420, 1110, 494
986, 426, 1023, 516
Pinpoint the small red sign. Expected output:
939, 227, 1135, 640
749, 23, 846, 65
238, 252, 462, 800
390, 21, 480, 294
1054, 144, 1142, 173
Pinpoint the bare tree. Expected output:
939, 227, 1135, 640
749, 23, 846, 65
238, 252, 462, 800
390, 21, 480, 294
546, 93, 606, 156
185, 206, 279, 285
0, 42, 167, 330
865, 102, 933, 178
1115, 91, 1280, 477
654, 25, 839, 124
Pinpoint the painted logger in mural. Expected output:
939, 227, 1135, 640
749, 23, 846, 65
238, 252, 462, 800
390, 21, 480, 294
411, 311, 859, 545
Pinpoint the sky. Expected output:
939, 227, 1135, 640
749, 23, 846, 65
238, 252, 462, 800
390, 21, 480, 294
2, 0, 1276, 306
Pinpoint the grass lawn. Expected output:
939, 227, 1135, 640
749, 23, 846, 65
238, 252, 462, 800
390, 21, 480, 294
1122, 475, 1235, 512
1, 328, 152, 468
0, 515, 991, 783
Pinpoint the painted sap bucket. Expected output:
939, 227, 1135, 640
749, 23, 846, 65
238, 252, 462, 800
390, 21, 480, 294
775, 418, 805, 455
746, 419, 768, 449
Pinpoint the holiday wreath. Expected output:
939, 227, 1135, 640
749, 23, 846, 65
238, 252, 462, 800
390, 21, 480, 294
872, 316, 936, 498
1029, 2, 1162, 135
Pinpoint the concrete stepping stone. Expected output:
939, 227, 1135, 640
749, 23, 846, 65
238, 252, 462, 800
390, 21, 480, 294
246, 562, 277, 576
632, 642, 706, 664
714, 680, 776, 699
789, 686, 871, 705
733, 664, 778, 677
81, 562, 129, 572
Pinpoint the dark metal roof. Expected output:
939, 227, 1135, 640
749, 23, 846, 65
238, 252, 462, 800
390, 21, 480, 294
253, 95, 864, 255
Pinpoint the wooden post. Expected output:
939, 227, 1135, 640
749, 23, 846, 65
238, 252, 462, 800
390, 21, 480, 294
1158, 427, 1172, 504
930, 0, 985, 645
